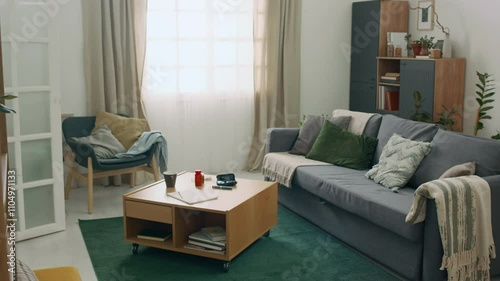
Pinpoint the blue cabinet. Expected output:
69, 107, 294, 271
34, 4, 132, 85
399, 60, 435, 119
350, 82, 377, 114
350, 0, 379, 84
349, 0, 409, 113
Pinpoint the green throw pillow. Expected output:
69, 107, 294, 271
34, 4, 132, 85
366, 134, 431, 192
306, 121, 378, 170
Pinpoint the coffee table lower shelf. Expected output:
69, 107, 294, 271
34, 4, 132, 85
126, 229, 273, 272
123, 178, 278, 273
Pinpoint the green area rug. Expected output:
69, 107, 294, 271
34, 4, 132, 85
79, 206, 399, 281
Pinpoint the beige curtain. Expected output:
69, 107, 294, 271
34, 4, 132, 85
81, 0, 147, 118
81, 0, 149, 185
246, 0, 302, 171
131, 0, 148, 120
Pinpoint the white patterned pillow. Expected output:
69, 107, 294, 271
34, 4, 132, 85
366, 134, 431, 192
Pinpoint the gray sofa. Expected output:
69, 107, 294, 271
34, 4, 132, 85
265, 114, 500, 281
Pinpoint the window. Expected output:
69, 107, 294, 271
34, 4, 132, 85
142, 0, 255, 172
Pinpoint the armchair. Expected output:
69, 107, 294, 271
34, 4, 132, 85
62, 116, 161, 214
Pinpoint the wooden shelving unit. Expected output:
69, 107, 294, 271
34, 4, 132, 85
377, 57, 466, 131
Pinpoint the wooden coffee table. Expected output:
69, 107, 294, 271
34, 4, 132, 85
123, 173, 278, 272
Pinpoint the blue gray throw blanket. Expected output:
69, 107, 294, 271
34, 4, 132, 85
116, 131, 168, 172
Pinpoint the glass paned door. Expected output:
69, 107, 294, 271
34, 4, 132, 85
1, 0, 65, 240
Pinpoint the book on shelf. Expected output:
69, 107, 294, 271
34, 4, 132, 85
188, 239, 226, 251
137, 229, 172, 242
378, 85, 387, 110
380, 79, 400, 84
384, 72, 400, 78
189, 231, 226, 247
183, 243, 225, 255
380, 76, 399, 81
201, 226, 226, 242
384, 91, 400, 111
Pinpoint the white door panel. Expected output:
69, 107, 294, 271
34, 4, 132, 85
1, 0, 65, 241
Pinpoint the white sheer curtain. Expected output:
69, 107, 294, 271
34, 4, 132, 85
142, 0, 254, 173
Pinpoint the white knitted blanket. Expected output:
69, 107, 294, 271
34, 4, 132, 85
332, 109, 374, 135
406, 175, 496, 281
262, 152, 331, 187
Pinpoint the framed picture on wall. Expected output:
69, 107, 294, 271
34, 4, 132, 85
417, 1, 434, 30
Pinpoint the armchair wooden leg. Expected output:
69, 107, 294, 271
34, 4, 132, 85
130, 172, 135, 188
64, 153, 76, 200
151, 155, 160, 181
87, 157, 93, 214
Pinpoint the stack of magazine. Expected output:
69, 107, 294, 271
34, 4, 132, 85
184, 226, 226, 254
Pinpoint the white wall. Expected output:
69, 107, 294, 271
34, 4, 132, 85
56, 0, 86, 116
300, 0, 353, 117
57, 0, 500, 137
301, 0, 500, 137
407, 0, 500, 137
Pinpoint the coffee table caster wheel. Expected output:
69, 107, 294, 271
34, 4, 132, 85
132, 243, 139, 255
263, 230, 270, 237
223, 261, 230, 272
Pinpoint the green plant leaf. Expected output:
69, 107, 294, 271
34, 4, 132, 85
484, 92, 495, 98
0, 95, 17, 100
476, 83, 485, 91
483, 99, 495, 105
482, 106, 494, 112
0, 104, 16, 113
481, 116, 493, 120
476, 98, 483, 106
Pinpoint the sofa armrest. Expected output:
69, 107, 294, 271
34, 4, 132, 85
422, 175, 500, 280
265, 128, 300, 154
484, 175, 500, 276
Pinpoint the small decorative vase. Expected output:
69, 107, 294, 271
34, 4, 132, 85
442, 34, 452, 58
420, 48, 429, 56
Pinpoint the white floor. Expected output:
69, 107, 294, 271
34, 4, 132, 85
17, 171, 263, 281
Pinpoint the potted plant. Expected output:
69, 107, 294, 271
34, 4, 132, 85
410, 39, 422, 58
419, 35, 435, 56
410, 91, 432, 123
437, 105, 457, 131
492, 131, 500, 140
474, 71, 495, 136
404, 34, 413, 56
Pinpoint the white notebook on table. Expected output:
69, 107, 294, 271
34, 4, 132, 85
167, 189, 218, 205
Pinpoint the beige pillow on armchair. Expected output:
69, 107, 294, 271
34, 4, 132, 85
94, 111, 148, 149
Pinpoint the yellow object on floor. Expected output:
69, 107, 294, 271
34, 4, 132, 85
34, 266, 82, 281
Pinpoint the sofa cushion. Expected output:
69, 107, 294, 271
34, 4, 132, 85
289, 115, 351, 155
306, 121, 378, 170
292, 165, 423, 242
94, 111, 148, 149
374, 115, 439, 165
439, 162, 476, 179
409, 129, 500, 187
362, 114, 383, 138
366, 134, 431, 192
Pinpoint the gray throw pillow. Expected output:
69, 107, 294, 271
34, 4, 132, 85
16, 259, 39, 281
366, 134, 431, 192
73, 124, 127, 159
289, 115, 351, 155
439, 162, 476, 179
